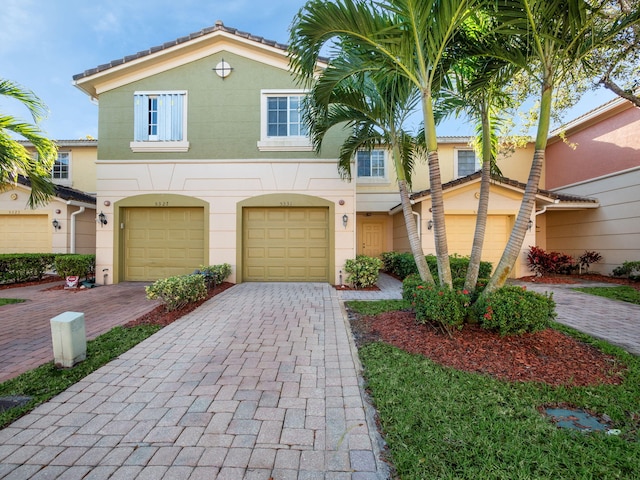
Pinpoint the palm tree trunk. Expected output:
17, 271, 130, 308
482, 81, 553, 295
422, 94, 453, 287
464, 103, 491, 292
399, 179, 434, 284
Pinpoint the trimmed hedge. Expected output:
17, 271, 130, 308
145, 274, 207, 311
54, 254, 96, 279
381, 251, 492, 283
345, 255, 383, 289
0, 254, 56, 284
197, 263, 232, 289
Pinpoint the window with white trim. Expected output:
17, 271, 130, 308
130, 91, 189, 152
356, 150, 388, 183
455, 149, 480, 178
52, 151, 70, 181
258, 90, 312, 151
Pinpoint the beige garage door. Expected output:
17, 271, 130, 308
123, 207, 204, 281
0, 215, 50, 253
243, 207, 330, 282
446, 215, 511, 274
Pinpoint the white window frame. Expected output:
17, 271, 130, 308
130, 90, 189, 152
454, 149, 480, 178
356, 149, 389, 184
52, 151, 71, 186
257, 89, 313, 152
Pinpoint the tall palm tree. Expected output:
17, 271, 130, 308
482, 0, 640, 294
0, 79, 56, 208
304, 54, 436, 283
290, 0, 486, 288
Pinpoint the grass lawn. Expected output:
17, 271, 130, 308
573, 285, 640, 305
0, 325, 160, 428
0, 298, 25, 306
349, 301, 640, 480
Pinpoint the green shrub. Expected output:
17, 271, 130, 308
401, 273, 423, 301
0, 254, 56, 284
411, 284, 471, 334
198, 263, 232, 288
145, 274, 207, 311
54, 254, 96, 279
382, 251, 491, 283
345, 255, 383, 289
474, 285, 556, 336
612, 261, 640, 281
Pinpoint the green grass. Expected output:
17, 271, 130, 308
573, 285, 640, 305
354, 303, 640, 479
0, 298, 25, 306
0, 324, 161, 428
345, 299, 410, 316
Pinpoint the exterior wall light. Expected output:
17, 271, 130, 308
528, 219, 533, 231
52, 219, 61, 230
98, 212, 108, 226
342, 214, 348, 228
427, 219, 433, 230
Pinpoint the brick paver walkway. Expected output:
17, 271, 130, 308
0, 282, 389, 479
0, 282, 160, 383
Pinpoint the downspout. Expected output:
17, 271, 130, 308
412, 211, 421, 238
70, 207, 85, 254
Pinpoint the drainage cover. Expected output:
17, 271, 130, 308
0, 396, 32, 412
544, 407, 608, 432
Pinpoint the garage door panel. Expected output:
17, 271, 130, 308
244, 207, 330, 282
124, 207, 204, 281
0, 215, 50, 253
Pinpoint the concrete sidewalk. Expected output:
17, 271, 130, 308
0, 282, 389, 479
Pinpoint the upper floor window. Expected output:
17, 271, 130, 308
356, 149, 388, 183
52, 152, 70, 181
455, 149, 480, 178
130, 91, 189, 152
258, 90, 312, 151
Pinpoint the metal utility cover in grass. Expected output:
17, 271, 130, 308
0, 396, 32, 412
544, 407, 608, 432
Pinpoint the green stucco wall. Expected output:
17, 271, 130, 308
97, 51, 344, 160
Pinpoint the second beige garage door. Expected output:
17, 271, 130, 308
0, 215, 50, 253
446, 214, 512, 274
243, 207, 330, 282
123, 207, 204, 281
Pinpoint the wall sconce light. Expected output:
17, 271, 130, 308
528, 219, 533, 231
52, 219, 61, 230
342, 214, 348, 228
98, 212, 108, 226
427, 219, 433, 230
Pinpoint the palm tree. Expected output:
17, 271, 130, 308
290, 0, 486, 288
0, 78, 56, 208
482, 0, 640, 294
303, 55, 436, 283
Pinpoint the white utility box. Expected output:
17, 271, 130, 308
50, 311, 87, 368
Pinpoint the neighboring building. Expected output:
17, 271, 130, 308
544, 97, 640, 274
0, 140, 97, 255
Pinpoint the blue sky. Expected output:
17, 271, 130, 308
1, 0, 617, 140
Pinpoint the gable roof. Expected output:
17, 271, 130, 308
73, 21, 325, 99
391, 171, 599, 213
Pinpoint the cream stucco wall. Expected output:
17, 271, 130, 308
66, 145, 98, 193
96, 159, 355, 284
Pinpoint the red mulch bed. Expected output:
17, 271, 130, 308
0, 275, 63, 290
350, 310, 626, 387
123, 282, 235, 328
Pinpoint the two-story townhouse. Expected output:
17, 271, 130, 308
0, 139, 97, 254
73, 21, 351, 285
544, 96, 640, 274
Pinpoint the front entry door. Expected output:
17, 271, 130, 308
358, 221, 384, 257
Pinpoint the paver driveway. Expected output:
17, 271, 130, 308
0, 282, 388, 479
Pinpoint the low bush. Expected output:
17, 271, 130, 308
145, 274, 207, 311
411, 283, 471, 334
382, 251, 491, 282
197, 263, 232, 288
54, 254, 96, 280
345, 255, 383, 289
0, 254, 56, 284
612, 261, 640, 281
578, 250, 602, 273
474, 285, 557, 336
526, 246, 574, 276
